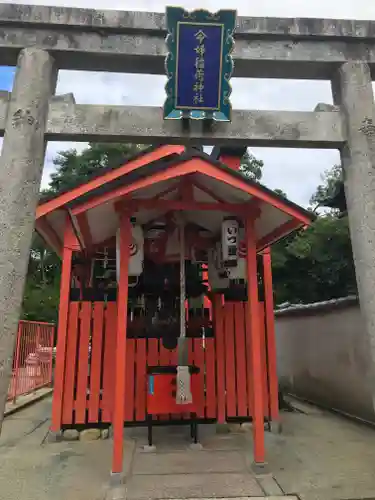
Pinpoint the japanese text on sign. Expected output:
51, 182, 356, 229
175, 22, 223, 110
164, 7, 236, 121
193, 30, 206, 105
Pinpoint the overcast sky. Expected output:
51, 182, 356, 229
2, 0, 375, 207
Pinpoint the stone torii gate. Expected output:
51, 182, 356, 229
0, 3, 375, 446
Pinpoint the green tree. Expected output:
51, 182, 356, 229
27, 233, 60, 285
272, 164, 355, 305
47, 142, 146, 195
239, 150, 264, 181
273, 188, 288, 198
22, 278, 61, 323
21, 233, 61, 323
272, 214, 356, 305
309, 164, 344, 213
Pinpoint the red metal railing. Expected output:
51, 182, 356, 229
7, 320, 55, 402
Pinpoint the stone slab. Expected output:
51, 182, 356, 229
1, 4, 373, 41
285, 397, 324, 415
256, 474, 285, 496
45, 105, 345, 148
2, 30, 374, 80
132, 450, 246, 475
0, 6, 375, 80
5, 396, 375, 500
159, 498, 297, 500
202, 433, 247, 451
126, 473, 264, 500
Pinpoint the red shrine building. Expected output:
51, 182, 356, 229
35, 145, 313, 474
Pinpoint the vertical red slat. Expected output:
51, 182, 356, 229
147, 339, 159, 367
188, 337, 194, 365
244, 302, 254, 416
62, 302, 80, 425
147, 339, 159, 421
193, 338, 205, 418
168, 347, 180, 420
102, 302, 117, 422
159, 343, 171, 366
169, 347, 178, 366
179, 339, 195, 419
158, 342, 171, 421
204, 338, 217, 419
214, 296, 226, 424
88, 302, 104, 423
156, 340, 163, 421
259, 303, 269, 416
224, 303, 237, 418
170, 346, 178, 366
75, 301, 91, 424
135, 339, 147, 421
234, 302, 248, 417
124, 339, 135, 422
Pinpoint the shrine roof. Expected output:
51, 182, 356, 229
36, 145, 315, 255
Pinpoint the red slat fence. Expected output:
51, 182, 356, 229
60, 300, 270, 426
8, 320, 55, 402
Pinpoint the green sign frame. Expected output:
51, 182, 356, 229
164, 7, 236, 122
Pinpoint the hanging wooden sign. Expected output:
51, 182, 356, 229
164, 7, 236, 122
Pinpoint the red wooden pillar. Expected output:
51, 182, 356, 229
245, 216, 266, 465
50, 217, 79, 433
111, 212, 131, 475
262, 248, 280, 425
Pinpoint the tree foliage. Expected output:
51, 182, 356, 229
239, 150, 264, 181
309, 164, 343, 212
273, 188, 288, 199
46, 143, 146, 195
271, 163, 356, 305
272, 214, 356, 305
21, 233, 61, 322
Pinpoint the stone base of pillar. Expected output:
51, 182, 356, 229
189, 442, 203, 451
269, 420, 282, 434
251, 461, 269, 475
141, 444, 157, 453
109, 472, 124, 487
46, 430, 62, 443
104, 484, 126, 500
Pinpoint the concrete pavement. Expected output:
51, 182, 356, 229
4, 388, 53, 417
2, 397, 375, 500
